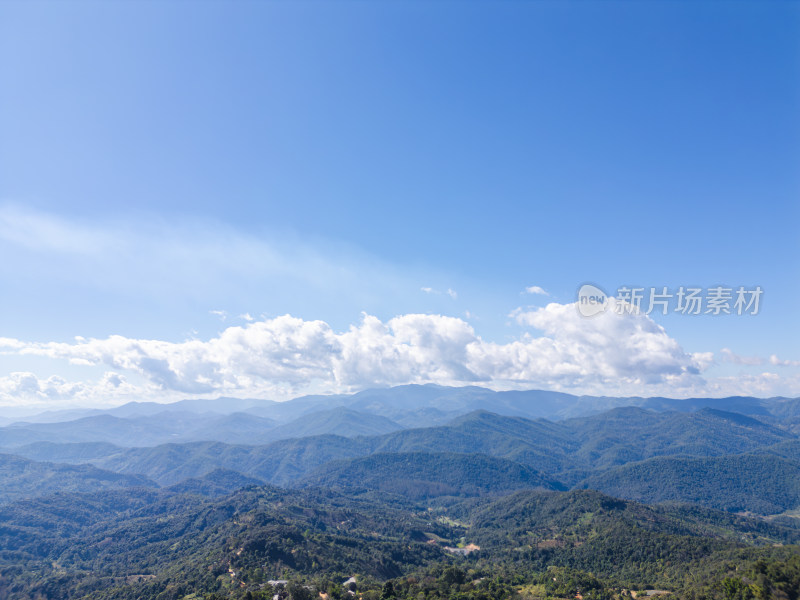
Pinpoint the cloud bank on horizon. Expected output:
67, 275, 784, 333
0, 301, 797, 409
0, 205, 796, 410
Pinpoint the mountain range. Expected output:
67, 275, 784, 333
4, 384, 798, 447
1, 384, 800, 599
0, 386, 798, 517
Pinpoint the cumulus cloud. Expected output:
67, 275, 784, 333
0, 371, 146, 408
524, 286, 549, 295
493, 299, 708, 389
0, 300, 762, 406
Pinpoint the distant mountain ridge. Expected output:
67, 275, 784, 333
0, 406, 401, 448
1, 385, 799, 516
3, 384, 798, 450
5, 404, 796, 515
5, 383, 798, 427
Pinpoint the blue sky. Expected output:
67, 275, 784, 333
0, 1, 798, 408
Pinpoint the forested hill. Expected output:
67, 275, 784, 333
0, 486, 798, 600
298, 452, 565, 499
0, 453, 156, 504
2, 404, 798, 516
20, 405, 790, 481
0, 389, 799, 599
579, 454, 800, 514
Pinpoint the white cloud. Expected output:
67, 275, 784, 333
490, 299, 708, 389
420, 286, 458, 299
210, 310, 228, 321
0, 371, 147, 408
2, 299, 792, 407
770, 354, 800, 367
721, 348, 764, 366
524, 285, 549, 296
718, 350, 800, 368
697, 371, 800, 398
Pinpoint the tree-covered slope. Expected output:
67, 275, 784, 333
94, 436, 371, 486
4, 406, 795, 515
579, 454, 800, 514
266, 407, 404, 440
0, 486, 452, 599
166, 468, 265, 497
0, 486, 798, 600
0, 453, 157, 505
565, 407, 793, 469
299, 451, 564, 499
457, 489, 800, 589
3, 441, 124, 463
